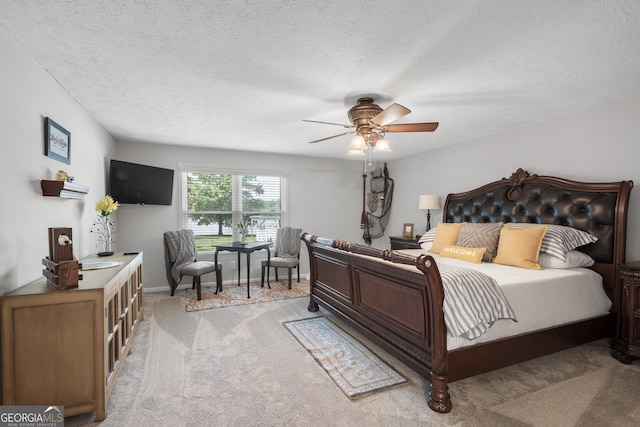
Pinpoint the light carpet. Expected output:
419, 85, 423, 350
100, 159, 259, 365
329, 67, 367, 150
284, 317, 408, 399
65, 292, 640, 426
185, 279, 309, 312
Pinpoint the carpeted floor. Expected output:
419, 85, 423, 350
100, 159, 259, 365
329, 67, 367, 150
66, 288, 640, 427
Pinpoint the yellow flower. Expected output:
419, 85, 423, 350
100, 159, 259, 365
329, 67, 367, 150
96, 195, 119, 217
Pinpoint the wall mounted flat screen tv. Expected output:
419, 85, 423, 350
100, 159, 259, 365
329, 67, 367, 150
108, 160, 174, 205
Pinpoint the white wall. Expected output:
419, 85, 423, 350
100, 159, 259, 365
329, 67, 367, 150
112, 141, 364, 291
387, 98, 640, 260
0, 26, 115, 294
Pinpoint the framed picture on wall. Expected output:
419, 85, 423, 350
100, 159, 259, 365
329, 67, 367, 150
44, 117, 71, 164
402, 223, 414, 238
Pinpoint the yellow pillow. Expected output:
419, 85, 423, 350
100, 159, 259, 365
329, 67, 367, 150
439, 245, 486, 263
493, 225, 548, 269
428, 223, 463, 254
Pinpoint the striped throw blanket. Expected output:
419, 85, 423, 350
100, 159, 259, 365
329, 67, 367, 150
438, 263, 517, 339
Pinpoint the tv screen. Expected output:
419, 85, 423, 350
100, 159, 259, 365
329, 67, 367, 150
108, 160, 174, 205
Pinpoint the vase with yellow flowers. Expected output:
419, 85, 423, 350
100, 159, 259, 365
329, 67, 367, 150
92, 195, 119, 256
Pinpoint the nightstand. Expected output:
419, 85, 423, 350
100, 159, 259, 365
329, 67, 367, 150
612, 261, 640, 364
389, 235, 421, 250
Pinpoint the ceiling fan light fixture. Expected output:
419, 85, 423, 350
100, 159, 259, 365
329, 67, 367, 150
373, 138, 391, 152
303, 96, 438, 152
349, 135, 366, 150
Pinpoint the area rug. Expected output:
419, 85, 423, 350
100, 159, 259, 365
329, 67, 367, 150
284, 316, 408, 399
185, 280, 309, 312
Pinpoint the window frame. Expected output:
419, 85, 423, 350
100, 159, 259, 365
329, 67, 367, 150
178, 163, 289, 252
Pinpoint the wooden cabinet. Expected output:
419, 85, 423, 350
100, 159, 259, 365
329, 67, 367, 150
0, 253, 143, 421
389, 235, 421, 250
612, 261, 640, 364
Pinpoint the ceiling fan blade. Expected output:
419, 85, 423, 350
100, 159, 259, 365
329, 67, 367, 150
370, 103, 411, 127
383, 122, 439, 132
302, 119, 353, 129
308, 131, 355, 144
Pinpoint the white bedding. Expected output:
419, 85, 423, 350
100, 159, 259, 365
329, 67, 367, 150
397, 249, 612, 351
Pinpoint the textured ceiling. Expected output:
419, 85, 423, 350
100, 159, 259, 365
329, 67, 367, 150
2, 1, 640, 161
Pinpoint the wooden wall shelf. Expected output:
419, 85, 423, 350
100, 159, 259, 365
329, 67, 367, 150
41, 180, 89, 199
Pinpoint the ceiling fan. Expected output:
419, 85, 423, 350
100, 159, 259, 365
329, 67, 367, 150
304, 97, 438, 154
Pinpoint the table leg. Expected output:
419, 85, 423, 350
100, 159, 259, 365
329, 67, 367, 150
266, 247, 271, 287
246, 252, 251, 298
214, 250, 221, 293
236, 252, 241, 286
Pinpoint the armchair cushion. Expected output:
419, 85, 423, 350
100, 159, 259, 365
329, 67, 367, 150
262, 257, 299, 268
181, 261, 221, 276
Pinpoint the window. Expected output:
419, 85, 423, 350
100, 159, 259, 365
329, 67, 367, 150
179, 164, 287, 252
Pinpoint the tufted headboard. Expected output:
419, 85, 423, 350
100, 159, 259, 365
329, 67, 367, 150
442, 168, 633, 292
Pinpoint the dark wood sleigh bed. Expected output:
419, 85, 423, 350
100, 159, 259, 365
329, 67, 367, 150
301, 168, 633, 413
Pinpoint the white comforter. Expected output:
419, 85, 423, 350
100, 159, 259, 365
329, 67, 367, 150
398, 249, 612, 350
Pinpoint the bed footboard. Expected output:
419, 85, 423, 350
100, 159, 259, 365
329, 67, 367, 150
302, 233, 452, 413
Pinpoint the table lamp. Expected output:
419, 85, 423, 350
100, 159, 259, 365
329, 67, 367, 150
418, 195, 440, 232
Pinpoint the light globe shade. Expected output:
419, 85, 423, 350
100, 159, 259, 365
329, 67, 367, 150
418, 194, 440, 210
349, 134, 365, 150
373, 138, 391, 152
347, 147, 365, 156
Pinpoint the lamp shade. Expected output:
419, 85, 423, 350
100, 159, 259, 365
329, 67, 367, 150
349, 135, 366, 150
372, 138, 391, 152
418, 194, 440, 210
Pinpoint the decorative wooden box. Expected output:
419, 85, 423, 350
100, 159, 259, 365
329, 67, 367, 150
42, 257, 82, 289
42, 227, 82, 289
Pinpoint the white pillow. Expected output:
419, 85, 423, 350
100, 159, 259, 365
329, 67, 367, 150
538, 250, 595, 269
418, 227, 438, 245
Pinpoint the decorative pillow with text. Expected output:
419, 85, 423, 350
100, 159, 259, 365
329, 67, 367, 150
439, 245, 486, 263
